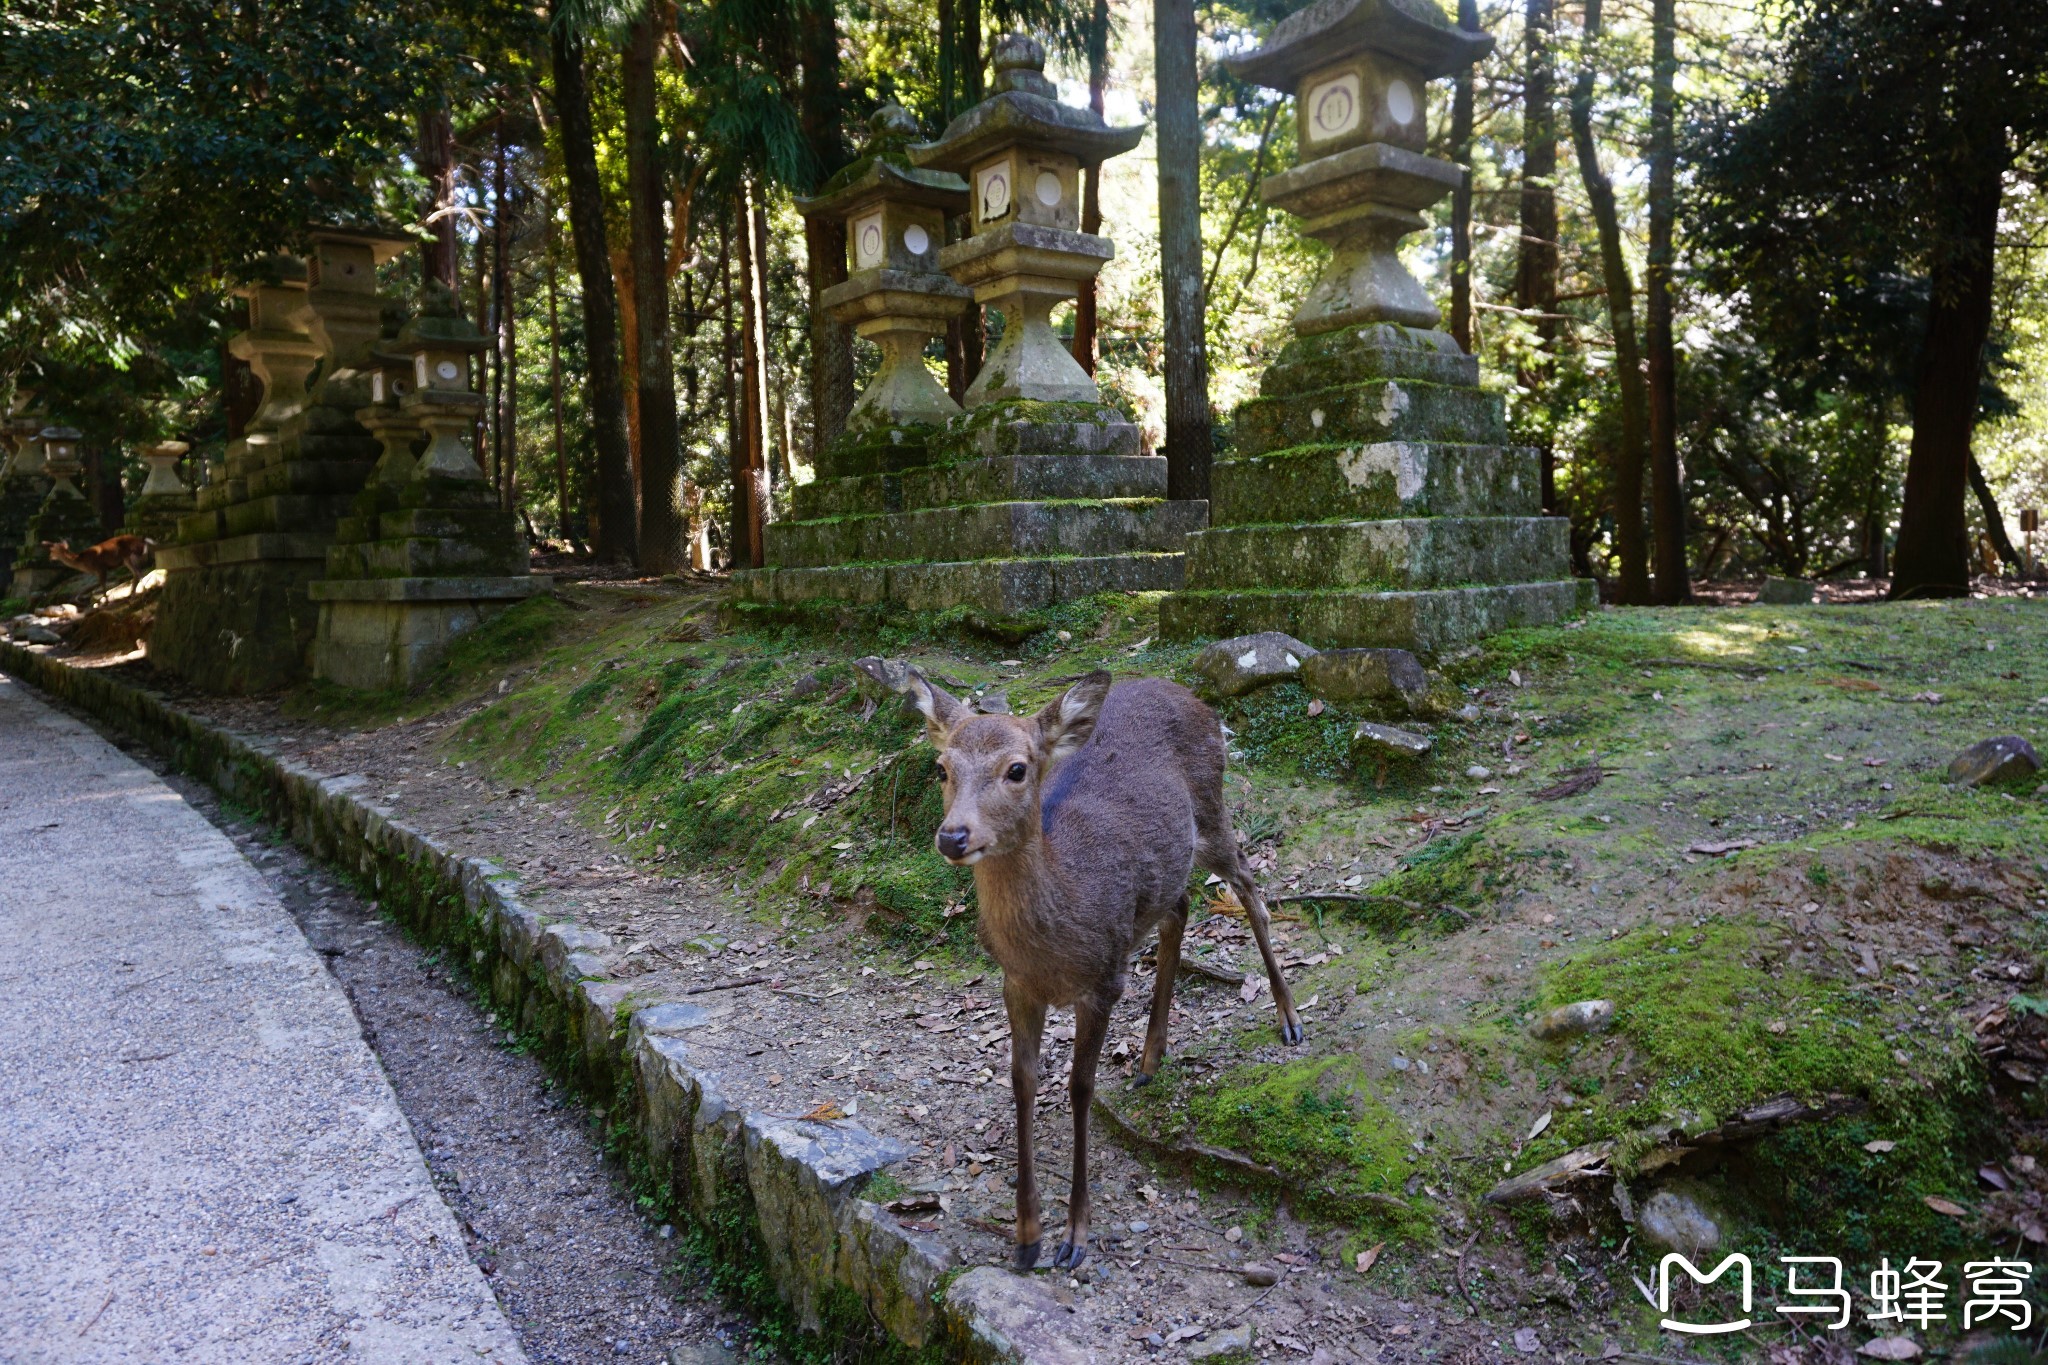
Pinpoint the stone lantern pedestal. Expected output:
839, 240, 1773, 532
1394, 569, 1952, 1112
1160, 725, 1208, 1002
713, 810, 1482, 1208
1160, 0, 1589, 652
309, 284, 548, 691
738, 42, 1206, 618
12, 426, 107, 598
127, 441, 195, 545
154, 228, 413, 690
0, 394, 51, 586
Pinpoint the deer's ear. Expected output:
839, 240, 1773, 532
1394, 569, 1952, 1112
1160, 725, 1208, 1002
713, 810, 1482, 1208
904, 669, 967, 744
1034, 671, 1110, 764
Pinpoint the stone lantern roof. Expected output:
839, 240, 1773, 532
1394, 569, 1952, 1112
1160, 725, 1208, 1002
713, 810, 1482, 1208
1226, 0, 1493, 89
799, 105, 967, 220
395, 280, 488, 357
911, 35, 1142, 173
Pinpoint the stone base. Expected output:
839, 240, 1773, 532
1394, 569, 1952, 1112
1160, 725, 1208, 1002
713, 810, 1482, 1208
309, 576, 553, 690
153, 553, 327, 692
1186, 516, 1571, 592
736, 552, 1184, 616
7, 563, 70, 600
1161, 579, 1595, 654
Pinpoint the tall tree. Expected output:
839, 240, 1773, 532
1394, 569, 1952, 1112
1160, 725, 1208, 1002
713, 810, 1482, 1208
799, 0, 854, 465
1073, 0, 1111, 374
1155, 0, 1212, 501
548, 11, 637, 563
733, 181, 770, 569
624, 7, 687, 571
1643, 0, 1688, 601
418, 105, 462, 290
1516, 0, 1559, 511
1568, 0, 1650, 603
1448, 0, 1479, 352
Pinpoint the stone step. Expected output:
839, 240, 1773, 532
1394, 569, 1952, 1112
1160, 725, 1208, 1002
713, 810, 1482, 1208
764, 498, 1206, 569
244, 457, 376, 500
1159, 579, 1595, 654
791, 452, 1169, 522
928, 403, 1140, 462
1210, 442, 1541, 525
1235, 378, 1506, 453
1259, 325, 1479, 397
1185, 517, 1570, 591
222, 492, 357, 540
736, 551, 1185, 616
332, 536, 528, 580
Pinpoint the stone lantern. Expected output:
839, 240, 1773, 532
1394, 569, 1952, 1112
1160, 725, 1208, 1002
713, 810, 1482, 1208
1159, 0, 1589, 653
395, 283, 488, 480
912, 34, 1142, 406
11, 425, 105, 597
35, 426, 85, 494
127, 440, 196, 544
1231, 0, 1491, 334
798, 104, 972, 476
139, 441, 191, 497
230, 255, 324, 452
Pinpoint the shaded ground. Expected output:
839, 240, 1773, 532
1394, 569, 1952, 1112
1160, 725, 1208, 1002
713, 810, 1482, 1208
18, 575, 2048, 1363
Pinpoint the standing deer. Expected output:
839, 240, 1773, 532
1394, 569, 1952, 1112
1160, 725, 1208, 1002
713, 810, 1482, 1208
902, 667, 1301, 1271
43, 534, 152, 597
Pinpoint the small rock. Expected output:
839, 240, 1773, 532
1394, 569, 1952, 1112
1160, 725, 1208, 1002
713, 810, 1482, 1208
14, 623, 62, 644
1351, 721, 1432, 761
1638, 1189, 1720, 1255
1191, 633, 1318, 697
1529, 999, 1615, 1041
1300, 648, 1429, 712
1858, 1337, 1921, 1360
1948, 735, 2041, 788
1464, 764, 1492, 781
668, 1346, 740, 1365
1758, 575, 1818, 604
851, 655, 914, 702
1144, 1333, 1165, 1350
1241, 1263, 1279, 1287
1127, 1219, 1149, 1233
1187, 1324, 1255, 1360
1513, 1326, 1542, 1354
1223, 1225, 1243, 1243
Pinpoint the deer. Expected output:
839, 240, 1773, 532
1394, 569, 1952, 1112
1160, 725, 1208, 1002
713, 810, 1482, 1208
902, 666, 1302, 1273
43, 534, 153, 597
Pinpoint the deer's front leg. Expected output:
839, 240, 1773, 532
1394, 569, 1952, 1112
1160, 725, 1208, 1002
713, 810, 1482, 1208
1005, 986, 1048, 1271
1231, 862, 1304, 1045
1138, 897, 1187, 1082
1055, 995, 1113, 1269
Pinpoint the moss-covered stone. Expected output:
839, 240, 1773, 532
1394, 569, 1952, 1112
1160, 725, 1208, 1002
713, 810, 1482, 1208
1186, 516, 1571, 592
765, 497, 1204, 568
1160, 579, 1592, 654
1210, 442, 1541, 526
1258, 323, 1479, 396
1236, 378, 1508, 452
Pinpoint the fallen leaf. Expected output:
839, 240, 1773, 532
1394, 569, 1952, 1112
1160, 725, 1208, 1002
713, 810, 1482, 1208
1865, 1140, 1896, 1154
1240, 973, 1268, 1004
1911, 691, 1943, 704
1355, 1242, 1383, 1274
797, 1101, 847, 1122
1824, 676, 1884, 692
1688, 837, 1760, 856
1858, 1338, 1921, 1360
1164, 1325, 1202, 1344
1979, 1164, 2012, 1191
1514, 1327, 1541, 1354
887, 1194, 942, 1215
1307, 698, 1325, 717
1528, 1110, 1552, 1141
1923, 1196, 1968, 1217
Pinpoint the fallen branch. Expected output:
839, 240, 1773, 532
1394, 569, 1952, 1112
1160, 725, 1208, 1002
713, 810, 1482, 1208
1453, 1229, 1481, 1310
684, 974, 769, 995
1532, 762, 1609, 801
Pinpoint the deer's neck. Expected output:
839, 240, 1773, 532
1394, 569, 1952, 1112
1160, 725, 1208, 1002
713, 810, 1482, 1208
970, 830, 1062, 957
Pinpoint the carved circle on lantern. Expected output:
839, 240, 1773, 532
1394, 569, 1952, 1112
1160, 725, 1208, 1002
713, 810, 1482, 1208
977, 164, 1011, 221
1035, 170, 1062, 207
436, 360, 461, 381
1387, 79, 1416, 125
1308, 72, 1361, 141
854, 212, 886, 268
903, 223, 931, 256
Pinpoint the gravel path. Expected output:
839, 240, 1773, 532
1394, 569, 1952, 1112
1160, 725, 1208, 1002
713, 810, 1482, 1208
0, 673, 525, 1363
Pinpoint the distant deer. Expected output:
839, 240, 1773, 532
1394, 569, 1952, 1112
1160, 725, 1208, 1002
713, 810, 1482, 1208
900, 667, 1301, 1272
43, 534, 153, 597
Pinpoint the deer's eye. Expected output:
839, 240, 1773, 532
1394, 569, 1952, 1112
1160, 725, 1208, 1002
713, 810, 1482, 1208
934, 762, 949, 783
1005, 762, 1028, 783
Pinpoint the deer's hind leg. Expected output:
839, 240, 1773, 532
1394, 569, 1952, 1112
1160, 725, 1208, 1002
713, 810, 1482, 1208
1138, 894, 1187, 1082
1195, 822, 1304, 1047
1004, 983, 1049, 1270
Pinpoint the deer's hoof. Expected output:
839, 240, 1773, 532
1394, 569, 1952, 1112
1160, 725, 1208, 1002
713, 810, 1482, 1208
1052, 1237, 1088, 1270
1133, 1070, 1155, 1087
1279, 1017, 1305, 1046
1012, 1239, 1042, 1271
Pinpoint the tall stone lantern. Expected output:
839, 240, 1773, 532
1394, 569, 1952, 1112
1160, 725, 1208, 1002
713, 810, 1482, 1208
397, 282, 490, 480
798, 104, 972, 479
12, 425, 107, 597
912, 34, 1142, 406
1160, 0, 1589, 653
127, 440, 195, 544
230, 255, 324, 465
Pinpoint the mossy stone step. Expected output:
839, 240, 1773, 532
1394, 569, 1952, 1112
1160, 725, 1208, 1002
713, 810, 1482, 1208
1211, 442, 1541, 526
736, 550, 1186, 615
1183, 516, 1571, 592
244, 457, 377, 500
1159, 579, 1594, 654
1236, 378, 1507, 453
814, 422, 947, 482
338, 536, 528, 580
791, 452, 1169, 522
763, 497, 1206, 569
222, 492, 359, 539
926, 400, 1140, 462
1259, 325, 1479, 397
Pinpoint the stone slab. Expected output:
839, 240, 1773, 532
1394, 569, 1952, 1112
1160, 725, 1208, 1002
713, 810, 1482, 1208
1235, 378, 1507, 451
1183, 515, 1571, 591
738, 552, 1185, 615
1160, 578, 1593, 654
1210, 442, 1541, 525
1259, 324, 1479, 395
764, 498, 1205, 568
307, 575, 552, 603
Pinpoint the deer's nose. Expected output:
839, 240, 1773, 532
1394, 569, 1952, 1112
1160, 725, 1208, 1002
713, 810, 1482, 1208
936, 825, 972, 860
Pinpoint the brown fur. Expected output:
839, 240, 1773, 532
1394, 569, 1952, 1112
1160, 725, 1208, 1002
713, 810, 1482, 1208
43, 534, 152, 596
907, 668, 1302, 1272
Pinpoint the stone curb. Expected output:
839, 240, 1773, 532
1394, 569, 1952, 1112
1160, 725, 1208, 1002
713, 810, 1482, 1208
0, 644, 1078, 1364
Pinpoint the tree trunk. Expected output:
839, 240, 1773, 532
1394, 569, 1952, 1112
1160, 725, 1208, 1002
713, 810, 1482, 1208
549, 16, 637, 564
624, 14, 686, 572
1073, 0, 1110, 374
1449, 0, 1478, 352
474, 232, 491, 478
720, 212, 744, 571
734, 181, 770, 569
1154, 0, 1212, 503
492, 117, 515, 509
1568, 0, 1650, 604
546, 206, 576, 548
1644, 0, 1688, 603
1892, 166, 2004, 600
1969, 456, 2022, 573
416, 104, 460, 290
800, 0, 853, 466
1517, 0, 1559, 512
1861, 398, 1887, 579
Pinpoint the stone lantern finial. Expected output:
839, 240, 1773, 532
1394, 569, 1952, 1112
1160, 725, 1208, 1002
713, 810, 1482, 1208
912, 34, 1144, 406
1227, 0, 1491, 338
